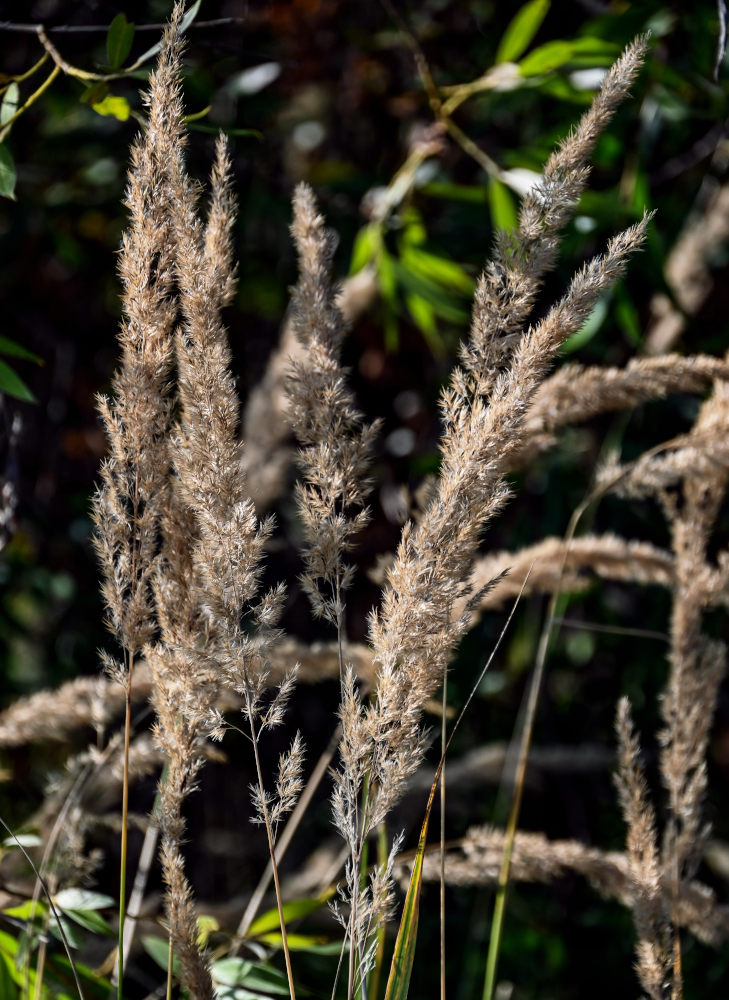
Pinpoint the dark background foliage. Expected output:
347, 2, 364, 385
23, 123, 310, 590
1, 1, 729, 997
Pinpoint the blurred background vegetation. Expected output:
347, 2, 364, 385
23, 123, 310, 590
1, 0, 729, 997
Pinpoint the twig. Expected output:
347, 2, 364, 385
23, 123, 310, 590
0, 18, 246, 34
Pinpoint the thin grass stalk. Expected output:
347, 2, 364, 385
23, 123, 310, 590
247, 706, 297, 1000
440, 672, 447, 1000
386, 581, 528, 1000
117, 651, 133, 1000
368, 823, 390, 1000
481, 431, 698, 1000
234, 725, 341, 948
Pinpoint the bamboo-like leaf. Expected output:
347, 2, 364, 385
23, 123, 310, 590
91, 95, 131, 122
488, 177, 518, 233
0, 83, 19, 127
247, 891, 334, 937
495, 0, 550, 64
0, 144, 17, 201
0, 336, 42, 364
106, 13, 135, 70
0, 358, 35, 402
384, 761, 441, 1000
519, 37, 617, 76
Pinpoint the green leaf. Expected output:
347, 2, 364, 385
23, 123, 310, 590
391, 259, 470, 324
0, 952, 17, 999
247, 891, 334, 937
48, 914, 83, 950
133, 0, 201, 68
255, 934, 344, 955
2, 899, 47, 921
2, 832, 41, 848
405, 293, 443, 356
401, 212, 426, 247
402, 247, 475, 295
561, 294, 609, 353
61, 909, 114, 936
91, 95, 131, 121
0, 359, 35, 402
106, 13, 135, 70
384, 767, 444, 1000
488, 177, 518, 232
0, 336, 42, 364
142, 935, 180, 975
55, 889, 114, 911
1, 83, 19, 127
615, 288, 642, 347
212, 958, 254, 986
496, 0, 550, 64
420, 181, 488, 204
519, 37, 618, 76
378, 247, 398, 306
80, 82, 109, 105
350, 224, 379, 274
211, 959, 295, 995
0, 144, 16, 200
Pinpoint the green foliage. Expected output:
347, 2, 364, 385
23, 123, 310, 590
495, 0, 551, 65
105, 14, 136, 71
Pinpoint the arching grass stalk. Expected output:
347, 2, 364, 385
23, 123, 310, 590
481, 432, 690, 1000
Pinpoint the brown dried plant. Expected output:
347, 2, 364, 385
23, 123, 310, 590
6, 7, 729, 1000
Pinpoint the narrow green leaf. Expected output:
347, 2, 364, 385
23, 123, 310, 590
401, 213, 427, 247
213, 958, 253, 986
91, 95, 131, 122
384, 767, 441, 1000
350, 224, 378, 274
519, 37, 618, 76
106, 13, 135, 70
80, 82, 109, 105
0, 144, 17, 201
142, 935, 181, 975
132, 0, 201, 68
247, 891, 334, 937
0, 359, 35, 402
2, 832, 42, 848
2, 900, 47, 921
420, 181, 488, 204
61, 909, 114, 936
378, 247, 398, 306
391, 259, 470, 323
0, 83, 19, 127
212, 959, 295, 995
0, 951, 17, 999
0, 336, 42, 364
48, 914, 83, 950
255, 934, 344, 955
495, 0, 550, 64
55, 889, 114, 912
561, 294, 609, 353
615, 289, 642, 347
403, 247, 475, 294
405, 293, 444, 356
488, 177, 518, 232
